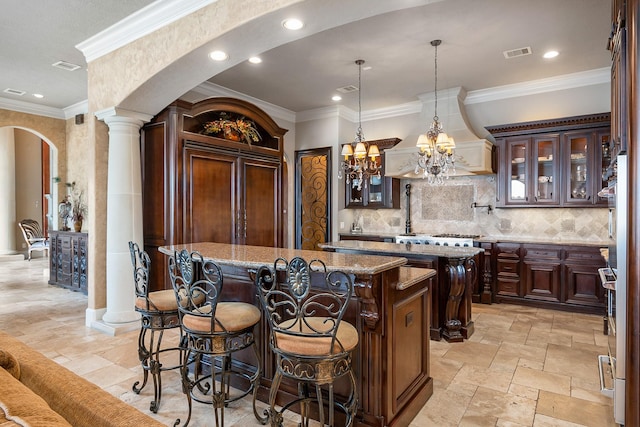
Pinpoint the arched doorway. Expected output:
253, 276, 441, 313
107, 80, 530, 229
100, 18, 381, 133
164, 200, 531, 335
0, 126, 58, 258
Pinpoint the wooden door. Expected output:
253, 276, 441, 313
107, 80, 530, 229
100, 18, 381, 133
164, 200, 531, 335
241, 157, 281, 247
295, 148, 331, 250
184, 147, 238, 244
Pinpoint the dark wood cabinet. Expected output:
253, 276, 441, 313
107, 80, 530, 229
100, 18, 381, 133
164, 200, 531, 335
141, 98, 288, 291
522, 245, 562, 303
489, 241, 606, 313
344, 138, 401, 209
48, 231, 88, 294
495, 242, 522, 298
488, 113, 610, 208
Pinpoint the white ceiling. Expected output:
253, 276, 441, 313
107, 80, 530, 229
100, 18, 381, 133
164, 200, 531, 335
0, 0, 612, 117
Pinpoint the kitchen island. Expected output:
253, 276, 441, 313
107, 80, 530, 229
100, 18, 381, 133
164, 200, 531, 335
319, 240, 483, 342
158, 242, 436, 427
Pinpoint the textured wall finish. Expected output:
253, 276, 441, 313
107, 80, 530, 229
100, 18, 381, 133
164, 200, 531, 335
422, 184, 474, 222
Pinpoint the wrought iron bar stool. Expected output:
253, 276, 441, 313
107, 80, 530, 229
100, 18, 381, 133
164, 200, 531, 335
255, 257, 359, 427
169, 249, 267, 427
129, 241, 182, 413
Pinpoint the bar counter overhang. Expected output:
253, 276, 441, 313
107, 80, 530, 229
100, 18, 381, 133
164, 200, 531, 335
158, 242, 436, 427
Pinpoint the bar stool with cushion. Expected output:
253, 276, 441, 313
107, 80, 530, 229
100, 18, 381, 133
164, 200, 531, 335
169, 249, 266, 427
255, 257, 359, 427
129, 241, 182, 413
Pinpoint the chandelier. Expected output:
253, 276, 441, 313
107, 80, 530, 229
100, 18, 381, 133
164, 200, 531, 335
338, 59, 380, 190
415, 39, 455, 184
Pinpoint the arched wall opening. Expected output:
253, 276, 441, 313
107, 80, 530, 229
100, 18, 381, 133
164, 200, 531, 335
0, 126, 59, 258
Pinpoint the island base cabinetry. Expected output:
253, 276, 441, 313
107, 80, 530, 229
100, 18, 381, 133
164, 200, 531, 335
164, 243, 436, 427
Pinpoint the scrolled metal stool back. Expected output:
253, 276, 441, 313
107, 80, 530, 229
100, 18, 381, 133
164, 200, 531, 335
255, 256, 359, 427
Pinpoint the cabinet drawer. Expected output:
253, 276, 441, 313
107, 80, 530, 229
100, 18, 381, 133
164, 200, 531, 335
565, 249, 606, 263
524, 247, 562, 260
497, 259, 519, 274
496, 243, 521, 258
497, 279, 520, 296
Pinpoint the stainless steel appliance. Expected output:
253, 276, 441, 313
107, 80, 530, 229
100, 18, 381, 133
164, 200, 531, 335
395, 233, 477, 247
598, 154, 627, 426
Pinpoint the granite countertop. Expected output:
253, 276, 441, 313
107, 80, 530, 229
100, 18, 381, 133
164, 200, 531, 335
158, 242, 408, 275
320, 240, 483, 258
340, 232, 609, 248
396, 266, 437, 290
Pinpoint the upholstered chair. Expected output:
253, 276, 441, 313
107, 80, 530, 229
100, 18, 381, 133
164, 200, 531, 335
169, 249, 266, 427
18, 219, 49, 260
129, 241, 181, 413
255, 257, 359, 427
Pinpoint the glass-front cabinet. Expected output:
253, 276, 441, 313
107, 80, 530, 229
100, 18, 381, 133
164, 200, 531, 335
344, 138, 401, 209
489, 113, 611, 208
563, 130, 610, 206
506, 134, 559, 205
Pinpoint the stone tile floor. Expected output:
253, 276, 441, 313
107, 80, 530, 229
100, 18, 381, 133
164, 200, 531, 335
0, 258, 615, 426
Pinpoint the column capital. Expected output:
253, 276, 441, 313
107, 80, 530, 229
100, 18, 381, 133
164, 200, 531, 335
95, 107, 153, 126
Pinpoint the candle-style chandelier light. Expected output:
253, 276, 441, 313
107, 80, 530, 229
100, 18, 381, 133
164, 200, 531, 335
338, 59, 380, 190
415, 39, 455, 184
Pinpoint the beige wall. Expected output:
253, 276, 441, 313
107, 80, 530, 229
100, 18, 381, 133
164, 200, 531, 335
14, 129, 43, 255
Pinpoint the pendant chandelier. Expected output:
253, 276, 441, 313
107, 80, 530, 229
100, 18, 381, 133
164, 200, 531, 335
415, 39, 455, 184
338, 59, 380, 190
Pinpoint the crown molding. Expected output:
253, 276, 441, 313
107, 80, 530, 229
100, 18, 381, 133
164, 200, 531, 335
76, 0, 217, 63
62, 100, 89, 120
0, 97, 65, 120
465, 67, 610, 104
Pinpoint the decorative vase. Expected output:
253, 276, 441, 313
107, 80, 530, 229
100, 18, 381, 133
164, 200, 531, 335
224, 128, 242, 142
74, 220, 82, 232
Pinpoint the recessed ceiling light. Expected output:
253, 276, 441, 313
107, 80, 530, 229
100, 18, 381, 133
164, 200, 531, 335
248, 56, 262, 64
33, 93, 44, 98
209, 50, 229, 61
282, 18, 303, 30
543, 50, 559, 59
332, 95, 342, 102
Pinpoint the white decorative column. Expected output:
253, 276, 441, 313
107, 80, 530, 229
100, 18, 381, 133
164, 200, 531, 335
0, 128, 16, 256
94, 108, 152, 333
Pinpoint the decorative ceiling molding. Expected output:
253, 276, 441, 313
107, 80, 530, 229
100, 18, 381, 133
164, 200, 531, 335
76, 0, 217, 63
63, 100, 89, 120
0, 96, 65, 120
465, 67, 610, 105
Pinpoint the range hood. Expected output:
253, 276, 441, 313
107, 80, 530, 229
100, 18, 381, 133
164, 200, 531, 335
385, 87, 494, 178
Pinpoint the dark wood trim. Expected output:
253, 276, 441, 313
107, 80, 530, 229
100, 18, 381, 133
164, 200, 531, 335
486, 112, 611, 137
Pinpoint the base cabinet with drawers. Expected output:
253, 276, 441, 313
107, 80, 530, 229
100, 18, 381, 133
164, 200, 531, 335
490, 241, 605, 313
48, 231, 89, 294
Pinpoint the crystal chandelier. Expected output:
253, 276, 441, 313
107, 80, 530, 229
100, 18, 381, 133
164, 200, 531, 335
415, 40, 455, 184
338, 59, 380, 190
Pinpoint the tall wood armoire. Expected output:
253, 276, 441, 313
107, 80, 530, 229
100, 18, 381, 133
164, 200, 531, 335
141, 97, 288, 291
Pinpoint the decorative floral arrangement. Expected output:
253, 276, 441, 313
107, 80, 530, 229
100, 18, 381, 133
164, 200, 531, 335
202, 113, 262, 145
70, 186, 87, 222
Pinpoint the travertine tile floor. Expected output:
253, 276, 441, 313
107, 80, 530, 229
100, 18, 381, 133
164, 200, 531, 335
0, 258, 615, 427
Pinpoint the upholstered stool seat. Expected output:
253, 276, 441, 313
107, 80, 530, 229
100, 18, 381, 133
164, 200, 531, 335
129, 241, 182, 414
275, 317, 358, 356
170, 250, 266, 427
256, 257, 359, 427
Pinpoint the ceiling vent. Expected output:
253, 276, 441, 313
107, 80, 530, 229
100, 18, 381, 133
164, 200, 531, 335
336, 85, 359, 94
52, 60, 81, 71
3, 88, 26, 96
503, 46, 532, 59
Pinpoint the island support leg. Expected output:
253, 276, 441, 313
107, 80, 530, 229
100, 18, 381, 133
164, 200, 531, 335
442, 257, 467, 343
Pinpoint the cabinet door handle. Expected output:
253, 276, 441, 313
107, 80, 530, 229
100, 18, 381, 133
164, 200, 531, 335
244, 210, 247, 239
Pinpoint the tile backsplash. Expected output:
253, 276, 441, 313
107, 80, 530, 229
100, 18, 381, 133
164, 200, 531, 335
339, 174, 608, 242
